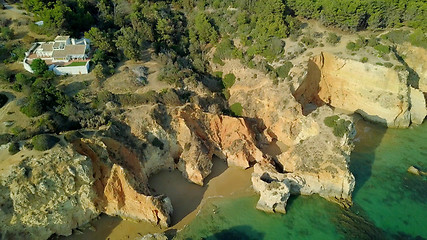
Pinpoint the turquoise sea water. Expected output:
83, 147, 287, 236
174, 121, 427, 240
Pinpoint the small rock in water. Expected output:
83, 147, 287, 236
407, 166, 421, 176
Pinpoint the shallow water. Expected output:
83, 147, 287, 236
174, 120, 427, 240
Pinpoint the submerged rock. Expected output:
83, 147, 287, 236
407, 166, 426, 176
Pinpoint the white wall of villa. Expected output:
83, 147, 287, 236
23, 36, 91, 75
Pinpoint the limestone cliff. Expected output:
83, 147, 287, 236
173, 104, 265, 185
398, 44, 427, 93
73, 138, 173, 228
294, 52, 426, 127
0, 146, 99, 239
214, 59, 356, 213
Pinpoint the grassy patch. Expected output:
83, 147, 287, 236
66, 61, 88, 67
230, 102, 243, 116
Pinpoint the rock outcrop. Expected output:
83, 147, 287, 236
103, 165, 172, 227
214, 59, 356, 213
174, 104, 265, 185
294, 52, 426, 127
398, 44, 427, 93
74, 138, 173, 228
251, 163, 290, 214
407, 166, 426, 176
0, 146, 99, 239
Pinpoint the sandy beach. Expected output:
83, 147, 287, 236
62, 158, 255, 240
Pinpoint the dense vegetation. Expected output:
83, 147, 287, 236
286, 0, 427, 31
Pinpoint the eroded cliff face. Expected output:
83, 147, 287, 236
398, 44, 427, 93
294, 52, 426, 127
73, 138, 173, 228
173, 104, 265, 185
215, 59, 356, 213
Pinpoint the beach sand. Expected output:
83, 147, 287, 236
62, 158, 255, 240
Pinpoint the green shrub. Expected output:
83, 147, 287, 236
275, 61, 294, 79
214, 38, 235, 60
383, 62, 393, 68
222, 89, 230, 100
222, 73, 236, 89
360, 57, 368, 63
326, 33, 341, 45
10, 126, 24, 135
0, 66, 12, 82
0, 134, 13, 145
393, 65, 406, 72
32, 134, 59, 151
324, 115, 351, 137
346, 42, 359, 51
374, 44, 390, 54
409, 29, 427, 49
30, 59, 48, 76
1, 26, 14, 40
212, 55, 225, 65
8, 141, 19, 155
213, 71, 223, 78
301, 36, 317, 48
117, 91, 160, 106
230, 102, 243, 117
20, 97, 45, 117
383, 30, 410, 44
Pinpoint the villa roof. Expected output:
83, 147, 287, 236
52, 45, 86, 58
40, 43, 53, 52
53, 42, 62, 48
54, 36, 70, 41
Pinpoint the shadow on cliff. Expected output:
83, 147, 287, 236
292, 56, 327, 116
391, 46, 420, 89
50, 213, 121, 240
204, 225, 265, 240
349, 115, 387, 198
149, 157, 227, 226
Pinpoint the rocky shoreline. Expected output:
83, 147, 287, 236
1, 50, 426, 239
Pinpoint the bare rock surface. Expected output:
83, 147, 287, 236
0, 146, 99, 239
294, 52, 425, 127
215, 59, 356, 213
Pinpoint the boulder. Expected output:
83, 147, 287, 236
252, 163, 290, 214
409, 87, 426, 125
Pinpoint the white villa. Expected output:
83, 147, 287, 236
24, 36, 91, 75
